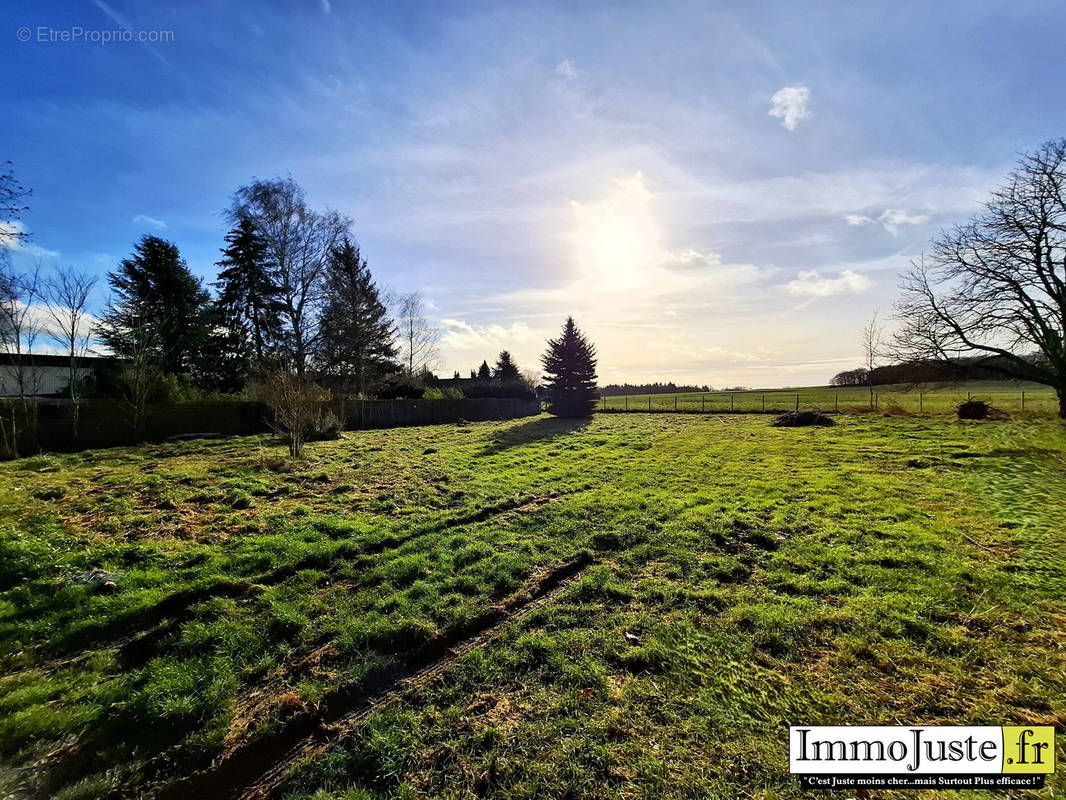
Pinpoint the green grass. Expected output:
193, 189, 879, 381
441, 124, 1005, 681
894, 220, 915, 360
600, 379, 1060, 416
0, 413, 1064, 798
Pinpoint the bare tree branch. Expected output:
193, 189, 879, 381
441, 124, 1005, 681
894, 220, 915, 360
894, 139, 1066, 416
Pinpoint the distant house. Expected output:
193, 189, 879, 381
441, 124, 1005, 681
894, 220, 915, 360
0, 353, 111, 397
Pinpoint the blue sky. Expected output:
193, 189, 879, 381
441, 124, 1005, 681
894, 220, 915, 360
5, 0, 1066, 385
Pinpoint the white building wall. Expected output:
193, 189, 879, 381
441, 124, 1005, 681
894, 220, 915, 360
0, 364, 88, 396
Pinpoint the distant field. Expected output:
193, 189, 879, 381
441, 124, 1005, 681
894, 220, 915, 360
2, 413, 1064, 799
600, 380, 1060, 415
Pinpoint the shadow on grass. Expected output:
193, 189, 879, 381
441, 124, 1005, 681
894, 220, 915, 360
479, 415, 591, 455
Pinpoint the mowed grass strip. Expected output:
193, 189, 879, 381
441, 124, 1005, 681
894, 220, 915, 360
0, 413, 1064, 799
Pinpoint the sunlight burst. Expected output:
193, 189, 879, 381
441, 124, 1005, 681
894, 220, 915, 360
570, 172, 661, 290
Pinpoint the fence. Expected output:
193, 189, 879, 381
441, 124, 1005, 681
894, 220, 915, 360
2, 396, 541, 457
332, 397, 540, 428
597, 387, 1061, 416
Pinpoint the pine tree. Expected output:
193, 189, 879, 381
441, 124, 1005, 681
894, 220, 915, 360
315, 237, 397, 393
494, 350, 520, 381
477, 360, 492, 380
541, 317, 598, 417
97, 235, 212, 376
214, 217, 283, 367
197, 301, 251, 393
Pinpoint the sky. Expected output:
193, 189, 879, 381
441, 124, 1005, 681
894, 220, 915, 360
4, 0, 1066, 387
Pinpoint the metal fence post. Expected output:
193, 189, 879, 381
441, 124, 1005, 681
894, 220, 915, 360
1021, 390, 1025, 411
730, 394, 734, 411
674, 395, 678, 411
762, 394, 765, 412
649, 395, 652, 412
702, 395, 705, 412
625, 396, 628, 411
835, 393, 839, 411
919, 392, 923, 413
795, 393, 799, 411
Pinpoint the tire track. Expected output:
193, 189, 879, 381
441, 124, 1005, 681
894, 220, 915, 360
149, 552, 594, 800
18, 488, 588, 675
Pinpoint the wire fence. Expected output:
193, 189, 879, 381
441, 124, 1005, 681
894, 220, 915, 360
597, 387, 1060, 416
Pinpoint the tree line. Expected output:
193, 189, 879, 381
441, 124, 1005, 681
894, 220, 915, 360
96, 178, 437, 398
599, 381, 712, 396
2, 167, 602, 454
829, 356, 1044, 389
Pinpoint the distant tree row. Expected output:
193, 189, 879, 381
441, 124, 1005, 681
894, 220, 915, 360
465, 350, 521, 382
599, 381, 711, 396
433, 351, 536, 399
830, 356, 1047, 388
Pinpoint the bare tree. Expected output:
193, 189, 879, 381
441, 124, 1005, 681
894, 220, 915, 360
0, 262, 44, 455
396, 291, 440, 376
895, 139, 1066, 418
0, 161, 32, 250
42, 266, 97, 438
861, 310, 883, 409
229, 179, 350, 375
257, 366, 330, 458
115, 311, 164, 439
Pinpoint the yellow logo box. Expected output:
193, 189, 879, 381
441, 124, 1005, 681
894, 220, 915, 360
1001, 727, 1055, 774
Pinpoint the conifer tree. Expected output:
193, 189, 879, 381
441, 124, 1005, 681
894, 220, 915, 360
214, 217, 283, 367
315, 237, 397, 393
97, 235, 212, 375
541, 317, 598, 417
493, 350, 520, 381
477, 360, 492, 380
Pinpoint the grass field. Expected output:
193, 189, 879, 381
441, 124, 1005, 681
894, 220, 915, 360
600, 380, 1061, 416
1, 413, 1065, 799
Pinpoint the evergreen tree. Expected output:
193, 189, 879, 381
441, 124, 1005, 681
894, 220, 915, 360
197, 302, 251, 393
493, 350, 520, 381
477, 360, 492, 380
469, 369, 477, 379
214, 217, 283, 367
315, 237, 397, 393
97, 235, 212, 375
541, 317, 598, 417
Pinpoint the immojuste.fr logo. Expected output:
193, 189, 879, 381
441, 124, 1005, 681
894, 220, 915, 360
789, 725, 1055, 790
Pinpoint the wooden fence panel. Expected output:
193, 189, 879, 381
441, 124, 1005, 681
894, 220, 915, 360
4, 397, 541, 457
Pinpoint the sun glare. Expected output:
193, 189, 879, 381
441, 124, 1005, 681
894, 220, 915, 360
570, 172, 661, 290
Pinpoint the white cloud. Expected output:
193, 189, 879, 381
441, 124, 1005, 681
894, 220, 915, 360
878, 208, 929, 235
4, 301, 101, 345
786, 269, 873, 298
320, 0, 332, 14
663, 248, 722, 269
132, 214, 167, 229
0, 221, 60, 259
555, 59, 576, 78
768, 86, 811, 131
440, 319, 539, 352
843, 208, 931, 234
439, 319, 545, 375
